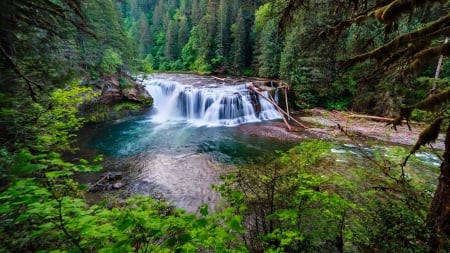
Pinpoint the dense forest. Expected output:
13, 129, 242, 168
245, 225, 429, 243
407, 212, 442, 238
121, 0, 450, 114
1, 0, 450, 252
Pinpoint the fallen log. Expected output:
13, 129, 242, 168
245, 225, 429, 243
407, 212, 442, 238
212, 76, 225, 82
248, 84, 308, 129
348, 114, 394, 122
89, 175, 107, 192
269, 93, 292, 131
283, 87, 289, 119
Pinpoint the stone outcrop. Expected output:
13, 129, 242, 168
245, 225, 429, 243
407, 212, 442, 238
98, 74, 152, 104
79, 74, 153, 122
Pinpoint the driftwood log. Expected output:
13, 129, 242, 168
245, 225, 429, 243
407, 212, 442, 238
248, 84, 308, 129
269, 93, 292, 131
348, 114, 394, 123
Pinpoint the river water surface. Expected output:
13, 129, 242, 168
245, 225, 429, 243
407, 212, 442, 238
77, 74, 298, 212
76, 74, 441, 212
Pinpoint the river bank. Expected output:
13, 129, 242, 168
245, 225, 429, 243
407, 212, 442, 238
241, 108, 445, 151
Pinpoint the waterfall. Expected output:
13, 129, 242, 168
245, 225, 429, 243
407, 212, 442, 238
274, 88, 280, 105
144, 78, 281, 126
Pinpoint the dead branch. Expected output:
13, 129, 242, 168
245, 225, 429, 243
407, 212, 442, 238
248, 84, 308, 129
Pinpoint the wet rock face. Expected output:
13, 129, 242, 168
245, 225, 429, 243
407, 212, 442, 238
99, 74, 152, 104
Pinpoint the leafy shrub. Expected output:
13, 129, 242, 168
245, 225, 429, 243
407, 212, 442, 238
100, 48, 123, 75
113, 102, 140, 112
355, 197, 431, 253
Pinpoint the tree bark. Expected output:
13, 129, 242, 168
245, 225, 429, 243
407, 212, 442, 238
428, 122, 450, 252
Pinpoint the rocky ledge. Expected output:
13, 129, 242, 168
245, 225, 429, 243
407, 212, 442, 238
79, 74, 153, 122
238, 108, 445, 151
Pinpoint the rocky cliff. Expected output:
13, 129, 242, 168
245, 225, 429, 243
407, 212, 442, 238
79, 74, 153, 122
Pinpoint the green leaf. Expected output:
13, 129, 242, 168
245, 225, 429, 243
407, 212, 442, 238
179, 233, 192, 243
227, 216, 243, 232
45, 170, 73, 178
78, 184, 89, 191
194, 218, 208, 228
117, 216, 134, 231
165, 237, 177, 246
199, 203, 208, 216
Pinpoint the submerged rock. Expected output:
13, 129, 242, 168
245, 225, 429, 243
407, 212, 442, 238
113, 182, 124, 189
88, 171, 127, 192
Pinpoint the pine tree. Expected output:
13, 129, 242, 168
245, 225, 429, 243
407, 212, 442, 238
255, 3, 281, 78
216, 0, 232, 67
137, 12, 152, 58
79, 0, 134, 74
230, 8, 247, 74
165, 20, 179, 61
178, 15, 190, 54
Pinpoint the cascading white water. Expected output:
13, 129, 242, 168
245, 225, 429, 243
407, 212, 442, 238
144, 78, 281, 126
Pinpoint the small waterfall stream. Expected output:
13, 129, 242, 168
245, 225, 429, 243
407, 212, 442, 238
144, 77, 281, 126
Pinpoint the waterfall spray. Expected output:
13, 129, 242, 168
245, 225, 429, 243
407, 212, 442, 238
144, 78, 281, 127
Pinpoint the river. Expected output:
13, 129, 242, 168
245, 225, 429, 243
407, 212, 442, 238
75, 74, 441, 212
76, 74, 298, 212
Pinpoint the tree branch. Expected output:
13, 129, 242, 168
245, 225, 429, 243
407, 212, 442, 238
0, 45, 42, 101
344, 13, 450, 68
58, 198, 85, 253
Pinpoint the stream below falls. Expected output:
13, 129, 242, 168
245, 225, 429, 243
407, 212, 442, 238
75, 74, 441, 213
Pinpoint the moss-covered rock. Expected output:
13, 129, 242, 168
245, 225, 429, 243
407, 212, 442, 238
79, 74, 153, 122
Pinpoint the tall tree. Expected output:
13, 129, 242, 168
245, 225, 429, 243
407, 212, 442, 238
165, 19, 179, 61
191, 0, 206, 26
79, 0, 134, 74
178, 15, 190, 52
137, 12, 152, 58
255, 3, 282, 78
216, 0, 232, 66
230, 8, 248, 74
152, 0, 165, 31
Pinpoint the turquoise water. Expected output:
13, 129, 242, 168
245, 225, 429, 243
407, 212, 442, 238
78, 112, 297, 212
83, 113, 295, 163
78, 114, 442, 211
77, 74, 441, 212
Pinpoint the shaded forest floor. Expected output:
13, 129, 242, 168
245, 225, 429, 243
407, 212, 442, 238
239, 108, 446, 151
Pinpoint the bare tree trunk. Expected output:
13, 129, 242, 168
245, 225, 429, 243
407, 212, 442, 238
434, 37, 449, 80
430, 37, 449, 96
428, 122, 450, 252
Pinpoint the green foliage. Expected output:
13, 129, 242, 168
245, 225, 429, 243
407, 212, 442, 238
118, 77, 133, 89
0, 180, 247, 252
255, 4, 281, 78
81, 0, 134, 75
135, 54, 155, 73
100, 48, 123, 75
0, 82, 96, 155
36, 83, 96, 152
113, 102, 141, 112
216, 139, 433, 252
355, 196, 431, 253
218, 140, 358, 252
324, 71, 357, 110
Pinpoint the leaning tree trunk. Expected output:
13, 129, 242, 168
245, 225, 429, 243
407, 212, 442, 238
428, 122, 450, 252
